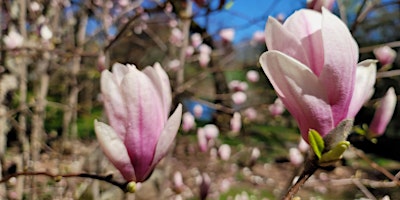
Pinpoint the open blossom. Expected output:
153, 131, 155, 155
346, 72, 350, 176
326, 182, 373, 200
259, 8, 376, 142
95, 63, 182, 182
289, 148, 304, 166
369, 87, 397, 136
373, 46, 397, 66
191, 33, 203, 48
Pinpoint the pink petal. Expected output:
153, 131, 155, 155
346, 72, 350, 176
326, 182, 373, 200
370, 87, 397, 135
283, 9, 324, 75
347, 60, 377, 118
319, 8, 359, 125
100, 70, 126, 139
150, 104, 182, 169
94, 120, 136, 181
260, 51, 333, 141
265, 16, 310, 72
120, 69, 165, 182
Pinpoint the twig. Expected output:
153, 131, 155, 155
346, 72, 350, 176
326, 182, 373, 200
351, 146, 400, 186
352, 178, 377, 200
282, 156, 319, 200
0, 171, 131, 192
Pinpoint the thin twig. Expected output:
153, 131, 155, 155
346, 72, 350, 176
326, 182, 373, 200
351, 146, 400, 186
282, 157, 319, 200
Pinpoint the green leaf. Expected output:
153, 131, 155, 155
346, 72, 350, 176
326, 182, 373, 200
320, 141, 350, 163
308, 129, 325, 159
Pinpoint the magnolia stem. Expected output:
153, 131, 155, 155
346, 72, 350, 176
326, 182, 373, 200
282, 157, 319, 200
0, 171, 130, 192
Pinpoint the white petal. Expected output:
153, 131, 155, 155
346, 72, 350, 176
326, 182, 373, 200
94, 120, 136, 181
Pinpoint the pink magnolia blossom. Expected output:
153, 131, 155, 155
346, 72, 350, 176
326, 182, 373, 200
251, 147, 261, 161
246, 70, 260, 83
198, 44, 212, 55
218, 144, 231, 161
298, 138, 310, 153
307, 0, 335, 11
289, 148, 304, 166
268, 98, 285, 116
168, 59, 181, 71
198, 53, 210, 67
191, 33, 203, 48
369, 87, 397, 136
251, 31, 265, 44
95, 63, 182, 182
219, 28, 235, 42
373, 46, 397, 66
197, 128, 208, 152
229, 80, 248, 91
203, 124, 219, 139
40, 25, 53, 40
170, 28, 183, 46
173, 171, 184, 192
259, 9, 376, 142
232, 91, 247, 105
230, 112, 241, 133
244, 107, 257, 121
3, 30, 24, 49
182, 112, 196, 132
193, 104, 203, 118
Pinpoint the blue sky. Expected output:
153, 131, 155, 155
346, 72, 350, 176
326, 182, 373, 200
192, 0, 306, 43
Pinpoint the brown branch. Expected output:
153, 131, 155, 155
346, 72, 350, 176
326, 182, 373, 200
282, 156, 319, 200
0, 171, 131, 192
351, 146, 400, 186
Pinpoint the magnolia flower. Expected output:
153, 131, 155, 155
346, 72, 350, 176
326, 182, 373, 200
203, 124, 219, 139
268, 98, 285, 116
369, 87, 397, 136
246, 70, 260, 83
373, 46, 397, 66
40, 25, 53, 40
3, 30, 24, 49
182, 112, 196, 132
229, 80, 248, 91
170, 28, 183, 46
95, 63, 182, 182
259, 9, 376, 142
298, 138, 310, 153
198, 53, 210, 67
173, 171, 184, 193
307, 0, 335, 11
244, 107, 257, 121
219, 28, 235, 42
191, 33, 203, 48
230, 112, 241, 133
251, 31, 265, 44
168, 59, 181, 71
232, 91, 247, 105
198, 44, 212, 55
193, 104, 203, 118
197, 128, 208, 152
218, 144, 231, 161
289, 148, 304, 166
